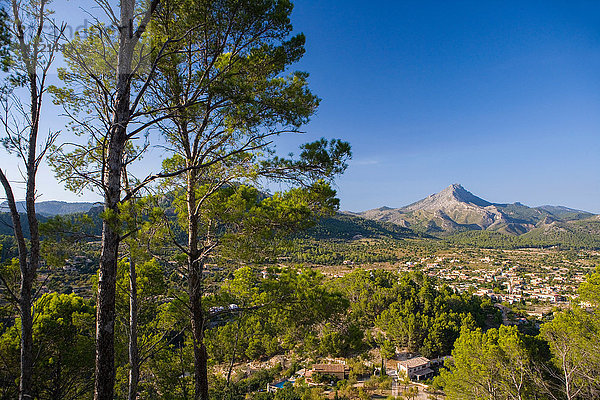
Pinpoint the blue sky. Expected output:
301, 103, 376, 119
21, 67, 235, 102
2, 1, 599, 212
282, 0, 600, 212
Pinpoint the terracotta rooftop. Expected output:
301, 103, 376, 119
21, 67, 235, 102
312, 364, 350, 373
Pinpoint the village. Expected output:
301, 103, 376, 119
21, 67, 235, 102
406, 252, 592, 310
329, 245, 600, 317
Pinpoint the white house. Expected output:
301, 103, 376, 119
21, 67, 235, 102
396, 357, 434, 381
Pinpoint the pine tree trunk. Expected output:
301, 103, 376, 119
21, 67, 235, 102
190, 284, 209, 400
20, 71, 40, 400
128, 254, 139, 400
0, 118, 40, 400
3, 0, 69, 395
94, 2, 134, 398
226, 319, 241, 386
95, 103, 128, 400
0, 169, 37, 400
0, 28, 43, 395
95, 206, 121, 400
18, 279, 34, 400
187, 170, 209, 400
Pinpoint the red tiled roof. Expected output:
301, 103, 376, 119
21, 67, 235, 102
312, 364, 350, 373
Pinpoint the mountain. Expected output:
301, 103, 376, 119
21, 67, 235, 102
0, 201, 98, 216
352, 184, 595, 235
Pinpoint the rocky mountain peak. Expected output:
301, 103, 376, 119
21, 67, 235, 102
444, 184, 492, 207
402, 183, 491, 212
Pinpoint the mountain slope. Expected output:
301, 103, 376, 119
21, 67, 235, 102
446, 215, 600, 249
303, 213, 421, 240
0, 213, 49, 238
0, 201, 97, 216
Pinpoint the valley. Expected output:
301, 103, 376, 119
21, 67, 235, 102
0, 188, 598, 400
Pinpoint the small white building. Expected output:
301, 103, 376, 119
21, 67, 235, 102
396, 357, 434, 381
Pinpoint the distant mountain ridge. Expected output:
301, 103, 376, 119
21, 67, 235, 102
351, 184, 596, 236
0, 200, 97, 216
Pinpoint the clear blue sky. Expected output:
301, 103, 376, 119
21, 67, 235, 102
2, 1, 599, 213
284, 0, 600, 212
